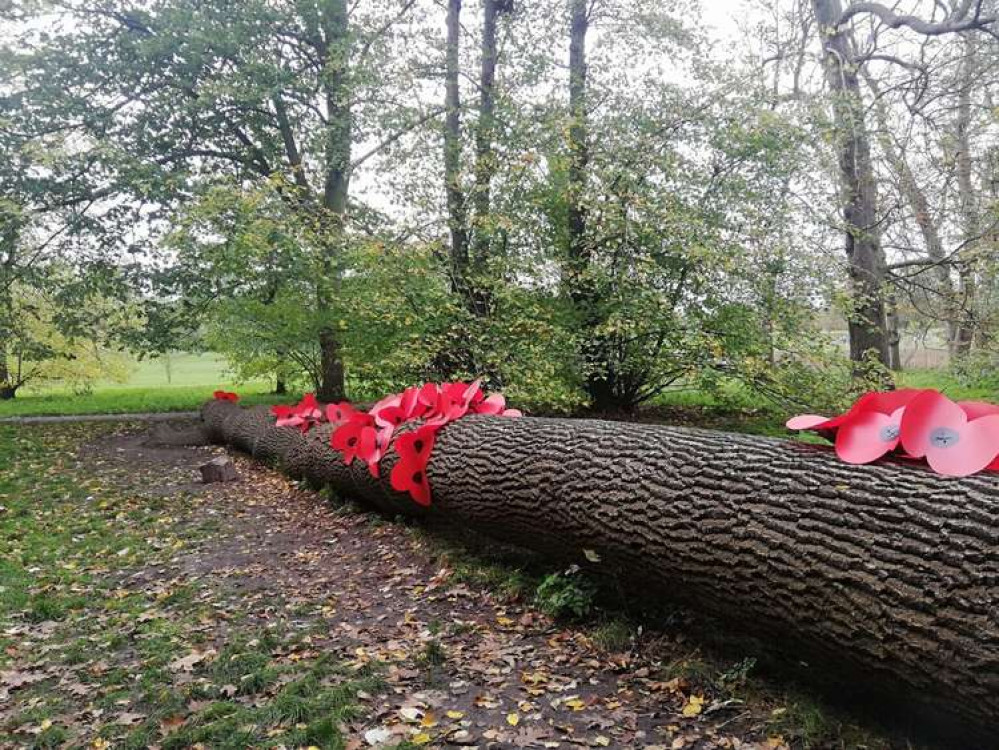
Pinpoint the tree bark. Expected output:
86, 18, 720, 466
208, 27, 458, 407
471, 0, 500, 272
563, 0, 617, 410
953, 33, 979, 357
812, 0, 891, 368
201, 399, 999, 744
444, 0, 471, 303
316, 0, 351, 403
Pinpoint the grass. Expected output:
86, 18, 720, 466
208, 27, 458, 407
1, 352, 277, 417
0, 422, 382, 748
0, 384, 280, 417
898, 369, 999, 401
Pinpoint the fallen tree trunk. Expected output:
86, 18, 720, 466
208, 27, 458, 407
199, 400, 998, 743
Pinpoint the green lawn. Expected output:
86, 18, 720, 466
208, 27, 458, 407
1, 353, 277, 417
3, 354, 991, 425
0, 422, 386, 749
898, 369, 999, 402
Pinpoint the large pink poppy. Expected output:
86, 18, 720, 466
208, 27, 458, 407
786, 389, 926, 464
899, 390, 999, 477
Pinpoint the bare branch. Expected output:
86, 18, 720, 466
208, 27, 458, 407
838, 1, 997, 37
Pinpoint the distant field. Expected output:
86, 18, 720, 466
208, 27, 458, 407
0, 353, 277, 417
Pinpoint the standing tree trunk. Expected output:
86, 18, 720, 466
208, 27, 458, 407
953, 33, 979, 358
316, 0, 351, 403
201, 400, 999, 745
865, 72, 955, 359
563, 0, 616, 410
444, 0, 470, 306
811, 0, 891, 368
470, 0, 502, 287
0, 342, 15, 399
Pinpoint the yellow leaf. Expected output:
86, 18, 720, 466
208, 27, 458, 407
506, 713, 519, 726
445, 710, 465, 720
594, 736, 610, 746
564, 698, 585, 711
420, 713, 438, 728
40, 719, 52, 731
681, 694, 705, 717
412, 732, 432, 745
496, 616, 515, 626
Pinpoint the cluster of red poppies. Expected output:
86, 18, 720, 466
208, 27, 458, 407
271, 392, 323, 431
212, 390, 240, 402
787, 389, 999, 477
269, 381, 521, 505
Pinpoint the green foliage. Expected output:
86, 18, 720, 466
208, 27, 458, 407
2, 0, 870, 411
1, 279, 138, 396
948, 350, 999, 394
534, 566, 598, 621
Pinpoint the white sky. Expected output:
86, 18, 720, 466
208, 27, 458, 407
699, 0, 745, 40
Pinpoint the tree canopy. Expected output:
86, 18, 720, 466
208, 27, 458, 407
2, 0, 997, 408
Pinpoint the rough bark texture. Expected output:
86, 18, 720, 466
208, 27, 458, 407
315, 0, 351, 403
812, 0, 891, 367
199, 400, 999, 743
444, 0, 470, 297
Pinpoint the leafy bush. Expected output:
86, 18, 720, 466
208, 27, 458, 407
534, 566, 598, 621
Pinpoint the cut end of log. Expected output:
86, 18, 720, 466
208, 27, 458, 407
199, 456, 238, 483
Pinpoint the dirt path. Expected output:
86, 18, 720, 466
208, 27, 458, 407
1, 422, 908, 749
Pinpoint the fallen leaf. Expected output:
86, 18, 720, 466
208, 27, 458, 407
364, 727, 392, 746
681, 694, 705, 717
168, 649, 215, 673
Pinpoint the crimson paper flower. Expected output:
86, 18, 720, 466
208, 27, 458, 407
326, 401, 357, 424
330, 413, 375, 465
390, 425, 439, 506
899, 390, 999, 477
272, 393, 323, 432
786, 388, 925, 464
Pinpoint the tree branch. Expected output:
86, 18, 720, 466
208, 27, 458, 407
838, 1, 997, 38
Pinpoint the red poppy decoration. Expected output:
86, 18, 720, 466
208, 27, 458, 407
390, 425, 440, 506
326, 401, 357, 424
899, 390, 999, 476
327, 380, 521, 504
213, 390, 239, 402
272, 393, 324, 432
788, 388, 999, 478
331, 414, 374, 465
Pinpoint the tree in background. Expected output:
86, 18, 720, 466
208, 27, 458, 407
10, 0, 997, 410
808, 0, 998, 370
1, 0, 444, 401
